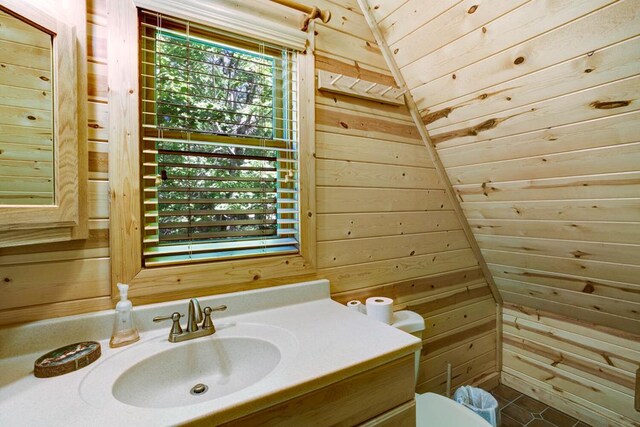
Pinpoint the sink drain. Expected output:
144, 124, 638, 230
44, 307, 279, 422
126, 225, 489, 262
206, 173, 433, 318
190, 383, 208, 396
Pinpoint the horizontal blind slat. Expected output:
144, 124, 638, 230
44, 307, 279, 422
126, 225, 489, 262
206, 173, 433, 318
142, 136, 296, 152
144, 238, 298, 255
146, 208, 279, 217
144, 246, 299, 267
157, 148, 275, 161
154, 162, 277, 171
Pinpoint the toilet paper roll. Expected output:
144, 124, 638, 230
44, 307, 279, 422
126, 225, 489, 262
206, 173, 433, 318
346, 300, 366, 314
366, 297, 394, 324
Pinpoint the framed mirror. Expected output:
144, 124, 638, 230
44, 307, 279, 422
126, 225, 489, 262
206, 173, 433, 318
0, 0, 86, 247
0, 8, 56, 205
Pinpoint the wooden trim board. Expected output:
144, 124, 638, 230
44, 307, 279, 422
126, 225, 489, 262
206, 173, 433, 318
108, 0, 317, 302
355, 0, 502, 306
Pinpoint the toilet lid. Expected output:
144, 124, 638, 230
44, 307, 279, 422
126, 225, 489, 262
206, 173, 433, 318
415, 393, 493, 427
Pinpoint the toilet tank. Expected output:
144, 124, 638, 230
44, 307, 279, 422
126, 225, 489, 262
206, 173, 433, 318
392, 310, 425, 384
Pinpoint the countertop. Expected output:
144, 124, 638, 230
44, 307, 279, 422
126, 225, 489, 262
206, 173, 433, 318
0, 280, 420, 426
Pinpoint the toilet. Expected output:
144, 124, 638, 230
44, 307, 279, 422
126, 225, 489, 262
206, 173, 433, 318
391, 311, 493, 427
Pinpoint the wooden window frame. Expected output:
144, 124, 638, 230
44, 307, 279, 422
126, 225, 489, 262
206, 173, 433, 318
108, 0, 316, 301
0, 0, 88, 247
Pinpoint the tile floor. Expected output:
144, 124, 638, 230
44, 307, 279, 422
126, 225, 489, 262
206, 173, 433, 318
488, 384, 591, 427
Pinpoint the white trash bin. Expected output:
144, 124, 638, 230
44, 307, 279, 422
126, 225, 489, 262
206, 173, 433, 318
453, 385, 500, 427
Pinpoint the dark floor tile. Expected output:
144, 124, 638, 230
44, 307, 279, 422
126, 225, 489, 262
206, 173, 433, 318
513, 395, 548, 415
527, 420, 556, 427
492, 384, 522, 402
541, 407, 578, 427
502, 402, 534, 424
500, 413, 524, 427
492, 393, 510, 408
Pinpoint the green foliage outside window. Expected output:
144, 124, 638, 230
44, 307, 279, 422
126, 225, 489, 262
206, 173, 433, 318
147, 31, 295, 249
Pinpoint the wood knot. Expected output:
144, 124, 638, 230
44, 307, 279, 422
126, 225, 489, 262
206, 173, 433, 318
253, 274, 261, 281
584, 68, 593, 73
339, 121, 349, 128
452, 74, 456, 79
474, 118, 499, 133
467, 5, 478, 13
514, 56, 525, 65
393, 48, 399, 54
39, 76, 49, 81
422, 107, 452, 125
3, 277, 11, 283
27, 115, 36, 120
590, 100, 631, 109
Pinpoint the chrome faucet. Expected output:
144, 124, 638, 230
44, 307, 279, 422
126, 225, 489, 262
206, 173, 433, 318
153, 298, 226, 343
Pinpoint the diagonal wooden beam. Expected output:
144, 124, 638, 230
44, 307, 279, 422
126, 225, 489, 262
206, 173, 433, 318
356, 0, 503, 307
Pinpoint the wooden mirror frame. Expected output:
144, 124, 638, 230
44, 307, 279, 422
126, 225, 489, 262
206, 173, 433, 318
0, 0, 88, 247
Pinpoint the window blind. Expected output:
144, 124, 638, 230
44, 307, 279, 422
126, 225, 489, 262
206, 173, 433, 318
139, 10, 300, 267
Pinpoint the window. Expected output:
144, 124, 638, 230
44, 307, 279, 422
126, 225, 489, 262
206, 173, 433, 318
139, 11, 300, 266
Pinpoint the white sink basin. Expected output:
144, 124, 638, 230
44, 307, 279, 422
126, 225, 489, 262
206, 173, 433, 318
79, 323, 298, 409
114, 337, 281, 408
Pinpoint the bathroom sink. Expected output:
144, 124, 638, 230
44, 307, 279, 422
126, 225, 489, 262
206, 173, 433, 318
79, 323, 298, 409
114, 337, 280, 408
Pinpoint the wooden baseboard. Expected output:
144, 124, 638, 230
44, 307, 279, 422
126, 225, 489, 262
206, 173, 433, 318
474, 371, 500, 391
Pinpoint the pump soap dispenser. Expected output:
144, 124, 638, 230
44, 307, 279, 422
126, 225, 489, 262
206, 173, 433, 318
109, 283, 140, 348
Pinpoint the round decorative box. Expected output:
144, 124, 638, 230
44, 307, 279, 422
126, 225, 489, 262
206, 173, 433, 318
34, 341, 101, 378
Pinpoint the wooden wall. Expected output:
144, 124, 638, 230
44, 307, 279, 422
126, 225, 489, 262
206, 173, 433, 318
503, 304, 640, 426
309, 0, 498, 393
0, 9, 54, 205
367, 0, 640, 420
0, 0, 111, 323
0, 0, 498, 394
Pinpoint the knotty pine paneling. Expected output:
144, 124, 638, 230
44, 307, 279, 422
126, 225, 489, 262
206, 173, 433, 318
0, 10, 54, 204
367, 0, 640, 418
502, 305, 640, 427
0, 0, 496, 397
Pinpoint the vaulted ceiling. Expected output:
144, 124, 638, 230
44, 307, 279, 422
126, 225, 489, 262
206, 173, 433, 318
362, 0, 640, 335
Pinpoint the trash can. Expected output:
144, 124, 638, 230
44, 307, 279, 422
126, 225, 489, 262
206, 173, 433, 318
453, 385, 500, 427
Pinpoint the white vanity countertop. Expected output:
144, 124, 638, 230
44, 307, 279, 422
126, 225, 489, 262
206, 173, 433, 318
0, 280, 420, 426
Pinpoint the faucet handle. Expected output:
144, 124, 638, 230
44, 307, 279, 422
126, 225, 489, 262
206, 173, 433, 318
153, 312, 183, 336
201, 305, 227, 331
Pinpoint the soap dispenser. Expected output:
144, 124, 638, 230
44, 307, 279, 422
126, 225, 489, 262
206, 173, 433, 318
109, 283, 140, 348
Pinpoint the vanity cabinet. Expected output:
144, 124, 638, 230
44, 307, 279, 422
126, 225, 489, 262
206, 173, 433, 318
209, 355, 416, 427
